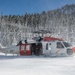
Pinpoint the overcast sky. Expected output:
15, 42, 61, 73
0, 0, 75, 15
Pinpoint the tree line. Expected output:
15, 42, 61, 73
0, 4, 75, 46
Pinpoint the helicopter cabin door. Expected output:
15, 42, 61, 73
20, 44, 31, 56
20, 44, 26, 55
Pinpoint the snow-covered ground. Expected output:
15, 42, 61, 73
0, 53, 75, 75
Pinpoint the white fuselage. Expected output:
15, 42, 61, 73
42, 41, 73, 56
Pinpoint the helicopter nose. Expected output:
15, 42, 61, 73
72, 47, 75, 52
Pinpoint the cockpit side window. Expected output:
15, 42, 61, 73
63, 42, 72, 47
57, 42, 64, 48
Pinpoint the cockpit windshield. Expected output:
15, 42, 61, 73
63, 42, 72, 47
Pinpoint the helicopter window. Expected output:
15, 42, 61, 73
49, 43, 51, 45
57, 42, 64, 48
26, 45, 30, 50
63, 42, 72, 47
46, 43, 48, 50
21, 45, 24, 50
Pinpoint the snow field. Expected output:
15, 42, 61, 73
0, 55, 75, 75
